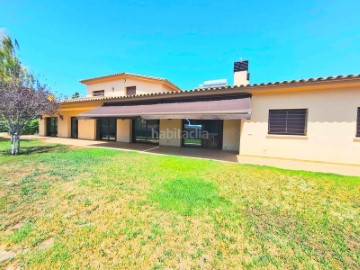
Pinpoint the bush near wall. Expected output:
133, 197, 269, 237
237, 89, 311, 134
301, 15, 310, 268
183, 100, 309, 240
0, 120, 7, 132
0, 119, 39, 135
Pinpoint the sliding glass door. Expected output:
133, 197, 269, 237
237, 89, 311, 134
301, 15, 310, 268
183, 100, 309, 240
183, 120, 203, 147
97, 118, 116, 141
71, 117, 78, 139
132, 118, 159, 144
46, 117, 57, 137
182, 120, 223, 149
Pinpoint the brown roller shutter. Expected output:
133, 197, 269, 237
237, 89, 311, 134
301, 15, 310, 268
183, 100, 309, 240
268, 109, 307, 135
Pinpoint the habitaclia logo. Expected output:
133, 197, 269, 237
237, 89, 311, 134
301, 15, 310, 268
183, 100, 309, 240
151, 128, 209, 139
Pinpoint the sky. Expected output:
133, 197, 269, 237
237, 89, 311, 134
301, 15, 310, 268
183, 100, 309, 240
0, 0, 359, 97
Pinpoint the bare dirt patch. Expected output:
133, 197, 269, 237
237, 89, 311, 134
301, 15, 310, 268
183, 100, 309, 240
0, 250, 16, 263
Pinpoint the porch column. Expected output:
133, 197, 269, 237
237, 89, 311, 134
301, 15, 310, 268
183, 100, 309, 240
117, 119, 132, 142
78, 119, 96, 140
222, 120, 241, 152
38, 118, 46, 136
159, 119, 182, 147
57, 116, 71, 138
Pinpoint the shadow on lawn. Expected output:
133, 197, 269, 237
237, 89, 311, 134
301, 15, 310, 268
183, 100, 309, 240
0, 145, 62, 155
0, 138, 70, 155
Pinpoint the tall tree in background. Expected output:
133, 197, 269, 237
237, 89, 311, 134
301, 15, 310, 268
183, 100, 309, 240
0, 35, 20, 82
71, 91, 80, 99
0, 34, 59, 155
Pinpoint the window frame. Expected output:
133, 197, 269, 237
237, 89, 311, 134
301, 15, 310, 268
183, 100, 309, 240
93, 90, 105, 96
126, 86, 137, 96
268, 109, 308, 136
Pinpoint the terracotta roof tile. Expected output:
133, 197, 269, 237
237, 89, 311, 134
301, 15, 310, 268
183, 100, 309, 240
62, 74, 360, 104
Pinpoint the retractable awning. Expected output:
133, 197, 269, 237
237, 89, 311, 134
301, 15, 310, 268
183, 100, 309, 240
77, 97, 251, 120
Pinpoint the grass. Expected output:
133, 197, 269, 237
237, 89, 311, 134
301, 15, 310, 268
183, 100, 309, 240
8, 222, 34, 244
0, 138, 359, 269
150, 178, 227, 216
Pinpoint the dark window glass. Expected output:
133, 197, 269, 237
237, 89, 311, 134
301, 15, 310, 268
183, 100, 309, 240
71, 117, 78, 138
126, 86, 136, 96
268, 109, 307, 136
132, 118, 159, 144
93, 90, 105, 96
46, 117, 57, 137
182, 120, 223, 149
96, 118, 116, 141
356, 107, 360, 137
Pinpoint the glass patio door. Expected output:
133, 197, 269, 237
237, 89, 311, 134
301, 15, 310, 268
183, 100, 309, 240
71, 117, 78, 138
132, 118, 159, 144
46, 117, 57, 137
97, 118, 116, 141
182, 120, 223, 149
182, 120, 203, 147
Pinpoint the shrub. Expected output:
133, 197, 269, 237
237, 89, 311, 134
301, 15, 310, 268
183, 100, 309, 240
0, 120, 7, 132
23, 119, 39, 135
0, 118, 39, 135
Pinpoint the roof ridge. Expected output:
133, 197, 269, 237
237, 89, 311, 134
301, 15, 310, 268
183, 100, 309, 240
80, 72, 167, 83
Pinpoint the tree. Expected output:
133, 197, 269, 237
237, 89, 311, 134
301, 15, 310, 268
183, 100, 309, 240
71, 91, 80, 99
0, 34, 59, 155
0, 34, 20, 82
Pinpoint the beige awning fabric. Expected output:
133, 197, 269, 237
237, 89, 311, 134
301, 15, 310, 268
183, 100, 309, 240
77, 97, 251, 120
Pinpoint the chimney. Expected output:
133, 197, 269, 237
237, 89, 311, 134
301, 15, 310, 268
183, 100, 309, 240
233, 60, 250, 86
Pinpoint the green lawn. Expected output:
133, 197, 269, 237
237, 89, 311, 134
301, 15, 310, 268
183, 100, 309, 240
0, 139, 359, 269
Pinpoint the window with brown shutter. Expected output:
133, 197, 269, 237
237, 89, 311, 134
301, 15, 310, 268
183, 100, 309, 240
126, 86, 136, 96
268, 109, 307, 136
356, 107, 360, 137
93, 90, 104, 96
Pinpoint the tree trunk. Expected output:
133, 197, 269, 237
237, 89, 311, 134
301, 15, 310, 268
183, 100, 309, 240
16, 135, 20, 154
9, 133, 20, 155
10, 134, 16, 155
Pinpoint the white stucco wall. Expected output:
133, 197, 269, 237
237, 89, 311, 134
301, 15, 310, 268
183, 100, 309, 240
159, 119, 182, 147
78, 119, 96, 140
86, 78, 175, 97
240, 87, 360, 164
117, 119, 132, 142
57, 117, 70, 138
222, 120, 241, 152
39, 118, 46, 136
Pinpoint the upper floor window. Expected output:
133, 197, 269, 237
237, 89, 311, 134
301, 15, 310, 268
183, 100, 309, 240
126, 86, 136, 96
93, 90, 104, 96
268, 109, 307, 136
356, 107, 360, 137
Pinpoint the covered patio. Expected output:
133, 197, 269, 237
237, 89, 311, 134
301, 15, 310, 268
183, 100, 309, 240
71, 96, 252, 151
35, 136, 240, 162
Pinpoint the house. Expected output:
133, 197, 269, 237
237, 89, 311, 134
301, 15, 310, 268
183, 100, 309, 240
39, 61, 360, 165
